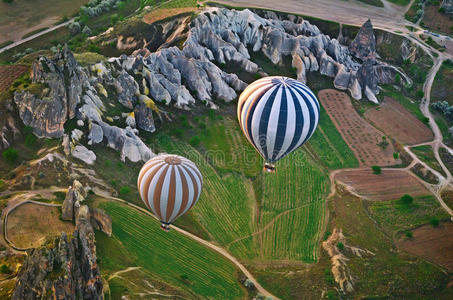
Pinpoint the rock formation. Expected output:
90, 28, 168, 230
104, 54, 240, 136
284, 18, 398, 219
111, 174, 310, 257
12, 8, 408, 162
62, 180, 112, 236
442, 0, 453, 14
14, 45, 86, 138
12, 221, 104, 299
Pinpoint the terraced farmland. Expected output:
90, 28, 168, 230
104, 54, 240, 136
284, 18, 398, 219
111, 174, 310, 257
318, 89, 397, 167
97, 201, 245, 299
153, 124, 329, 263
0, 65, 28, 92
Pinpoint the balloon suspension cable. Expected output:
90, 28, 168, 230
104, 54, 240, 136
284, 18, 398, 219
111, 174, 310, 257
160, 222, 171, 232
263, 162, 276, 173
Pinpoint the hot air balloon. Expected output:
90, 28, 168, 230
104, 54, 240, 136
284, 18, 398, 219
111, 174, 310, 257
237, 76, 320, 172
137, 154, 203, 231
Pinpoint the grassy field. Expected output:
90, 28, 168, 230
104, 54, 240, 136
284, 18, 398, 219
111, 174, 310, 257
96, 200, 245, 299
411, 145, 446, 175
357, 0, 384, 7
367, 195, 449, 235
307, 104, 359, 169
432, 60, 453, 105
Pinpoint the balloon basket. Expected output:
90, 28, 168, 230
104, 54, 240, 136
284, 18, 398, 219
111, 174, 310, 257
263, 163, 276, 173
160, 223, 171, 232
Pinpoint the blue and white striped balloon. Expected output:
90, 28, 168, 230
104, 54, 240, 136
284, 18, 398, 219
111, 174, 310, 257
237, 76, 320, 166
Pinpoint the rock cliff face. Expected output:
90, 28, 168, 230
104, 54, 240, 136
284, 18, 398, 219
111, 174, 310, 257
14, 45, 86, 138
0, 100, 21, 150
13, 8, 407, 161
12, 221, 104, 299
62, 180, 112, 236
442, 0, 453, 14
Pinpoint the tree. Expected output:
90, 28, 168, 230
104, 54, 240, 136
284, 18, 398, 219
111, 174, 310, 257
2, 148, 18, 163
372, 165, 381, 175
400, 194, 413, 205
0, 264, 9, 274
395, 74, 401, 85
405, 231, 413, 239
393, 152, 399, 159
119, 186, 131, 196
337, 242, 344, 251
430, 217, 440, 227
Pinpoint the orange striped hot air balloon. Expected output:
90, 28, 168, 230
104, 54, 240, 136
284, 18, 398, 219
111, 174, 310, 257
137, 154, 203, 231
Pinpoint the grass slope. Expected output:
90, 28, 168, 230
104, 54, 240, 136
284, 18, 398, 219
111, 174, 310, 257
97, 200, 245, 299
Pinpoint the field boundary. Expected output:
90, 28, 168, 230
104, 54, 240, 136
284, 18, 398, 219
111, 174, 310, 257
3, 200, 61, 251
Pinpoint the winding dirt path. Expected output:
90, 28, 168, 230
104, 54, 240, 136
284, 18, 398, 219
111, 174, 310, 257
99, 194, 280, 300
0, 18, 75, 54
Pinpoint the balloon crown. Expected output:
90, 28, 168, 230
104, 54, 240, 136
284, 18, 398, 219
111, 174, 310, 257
164, 155, 182, 165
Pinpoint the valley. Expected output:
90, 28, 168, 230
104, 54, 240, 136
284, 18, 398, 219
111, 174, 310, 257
0, 0, 453, 299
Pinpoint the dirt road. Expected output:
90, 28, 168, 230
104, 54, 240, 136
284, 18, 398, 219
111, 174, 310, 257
100, 194, 280, 300
0, 18, 74, 54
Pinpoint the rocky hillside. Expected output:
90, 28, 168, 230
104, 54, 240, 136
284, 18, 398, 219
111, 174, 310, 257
12, 219, 103, 299
8, 8, 408, 166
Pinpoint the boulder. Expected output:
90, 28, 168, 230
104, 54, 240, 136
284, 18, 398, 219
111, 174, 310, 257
88, 123, 103, 145
72, 145, 96, 165
134, 103, 156, 133
114, 71, 139, 109
90, 208, 112, 236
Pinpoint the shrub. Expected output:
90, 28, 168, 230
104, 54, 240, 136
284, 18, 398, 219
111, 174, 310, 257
25, 133, 37, 147
371, 165, 381, 175
395, 73, 401, 85
111, 179, 117, 187
0, 264, 9, 274
393, 152, 399, 159
189, 136, 201, 147
105, 159, 112, 167
399, 194, 413, 205
430, 217, 440, 227
405, 231, 413, 239
2, 0, 14, 3
119, 186, 131, 196
416, 89, 424, 99
337, 242, 344, 251
2, 148, 18, 163
0, 179, 5, 191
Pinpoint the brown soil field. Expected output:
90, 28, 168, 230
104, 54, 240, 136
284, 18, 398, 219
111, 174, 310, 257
423, 4, 453, 36
143, 7, 196, 24
398, 222, 453, 271
318, 89, 397, 166
364, 97, 433, 145
335, 169, 430, 201
7, 202, 74, 249
0, 65, 29, 92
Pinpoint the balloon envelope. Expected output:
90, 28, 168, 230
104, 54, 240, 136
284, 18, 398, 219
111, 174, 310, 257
237, 76, 320, 164
137, 154, 203, 229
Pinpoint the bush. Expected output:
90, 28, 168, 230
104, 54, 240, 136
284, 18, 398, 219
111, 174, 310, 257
399, 194, 413, 205
371, 165, 382, 175
2, 148, 18, 163
393, 152, 399, 159
430, 217, 440, 227
0, 179, 5, 191
337, 242, 344, 251
189, 136, 201, 147
416, 89, 424, 99
25, 133, 37, 147
405, 231, 413, 239
0, 264, 9, 274
119, 186, 131, 196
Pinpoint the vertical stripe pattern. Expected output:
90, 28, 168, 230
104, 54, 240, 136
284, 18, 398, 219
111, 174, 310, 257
137, 154, 203, 224
238, 76, 320, 163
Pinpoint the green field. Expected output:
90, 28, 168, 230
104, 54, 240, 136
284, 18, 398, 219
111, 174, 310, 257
368, 195, 449, 235
411, 145, 446, 176
307, 104, 359, 169
97, 201, 245, 299
149, 110, 331, 263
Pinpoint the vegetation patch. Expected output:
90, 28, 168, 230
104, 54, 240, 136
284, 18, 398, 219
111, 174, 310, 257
410, 144, 446, 176
96, 200, 245, 299
367, 195, 449, 235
